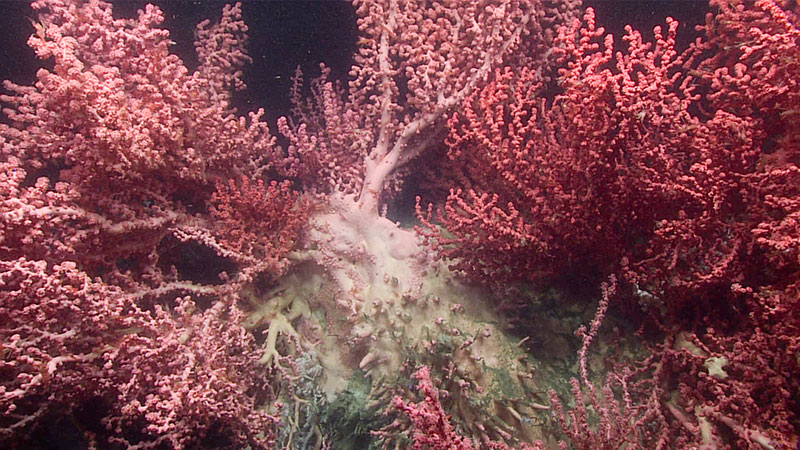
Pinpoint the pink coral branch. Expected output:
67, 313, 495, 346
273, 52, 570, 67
392, 366, 477, 450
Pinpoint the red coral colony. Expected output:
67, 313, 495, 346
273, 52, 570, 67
0, 0, 797, 449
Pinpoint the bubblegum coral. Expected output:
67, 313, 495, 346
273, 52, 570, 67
1, 0, 298, 446
392, 366, 546, 450
392, 366, 478, 450
0, 258, 279, 448
273, 0, 582, 335
3, 0, 799, 448
0, 0, 298, 279
1, 0, 573, 447
418, 5, 762, 300
418, 0, 800, 448
280, 0, 581, 206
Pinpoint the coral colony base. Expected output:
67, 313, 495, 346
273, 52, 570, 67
0, 0, 798, 449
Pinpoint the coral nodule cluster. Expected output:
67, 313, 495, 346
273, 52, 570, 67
1, 0, 798, 449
